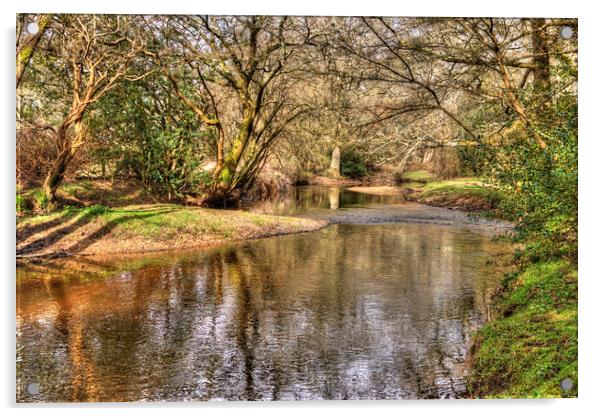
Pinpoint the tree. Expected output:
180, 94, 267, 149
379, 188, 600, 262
413, 18, 576, 148
38, 15, 149, 207
16, 14, 53, 88
150, 15, 312, 204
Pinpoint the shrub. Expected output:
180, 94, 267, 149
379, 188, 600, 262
466, 93, 577, 263
340, 148, 369, 178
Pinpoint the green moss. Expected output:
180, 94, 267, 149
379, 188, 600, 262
18, 45, 33, 63
219, 167, 232, 185
468, 260, 577, 398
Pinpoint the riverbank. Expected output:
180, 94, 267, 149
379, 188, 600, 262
16, 175, 501, 261
404, 178, 504, 212
347, 176, 504, 214
16, 204, 327, 261
467, 260, 578, 398
16, 179, 575, 398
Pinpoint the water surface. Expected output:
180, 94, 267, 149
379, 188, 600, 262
16, 186, 510, 402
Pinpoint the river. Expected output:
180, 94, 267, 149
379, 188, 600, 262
16, 186, 511, 402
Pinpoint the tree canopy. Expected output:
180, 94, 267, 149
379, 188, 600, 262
17, 15, 577, 259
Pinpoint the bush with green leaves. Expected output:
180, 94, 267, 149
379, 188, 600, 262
340, 148, 370, 178
134, 127, 213, 199
468, 93, 577, 263
91, 78, 214, 200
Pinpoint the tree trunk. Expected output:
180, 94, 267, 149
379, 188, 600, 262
329, 145, 341, 178
43, 147, 73, 209
16, 14, 52, 88
529, 18, 551, 100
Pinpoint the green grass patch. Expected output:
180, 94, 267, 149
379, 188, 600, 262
408, 178, 507, 212
17, 180, 148, 216
399, 170, 436, 183
420, 181, 500, 200
468, 260, 577, 398
16, 193, 30, 214
61, 180, 95, 198
16, 187, 52, 213
31, 189, 49, 210
18, 203, 308, 244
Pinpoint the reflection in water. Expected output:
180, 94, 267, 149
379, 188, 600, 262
328, 187, 340, 210
17, 223, 508, 402
248, 186, 405, 215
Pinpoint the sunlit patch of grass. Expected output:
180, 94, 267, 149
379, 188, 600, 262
16, 193, 30, 214
400, 170, 436, 183
17, 200, 326, 257
35, 204, 293, 241
407, 177, 506, 212
249, 215, 269, 227
468, 260, 577, 398
61, 180, 94, 197
420, 177, 483, 191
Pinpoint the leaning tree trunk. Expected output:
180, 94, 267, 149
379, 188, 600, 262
42, 146, 73, 209
329, 145, 341, 178
42, 120, 85, 210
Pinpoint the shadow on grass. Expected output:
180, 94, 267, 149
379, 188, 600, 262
16, 209, 79, 242
17, 206, 180, 259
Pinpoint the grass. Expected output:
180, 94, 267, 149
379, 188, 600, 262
16, 179, 327, 256
404, 177, 506, 212
17, 203, 326, 256
16, 193, 28, 214
399, 169, 436, 183
61, 180, 94, 197
468, 260, 577, 398
19, 204, 272, 240
420, 179, 502, 201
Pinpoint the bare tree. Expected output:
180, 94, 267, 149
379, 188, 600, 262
149, 15, 313, 203
39, 15, 149, 207
414, 18, 576, 148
